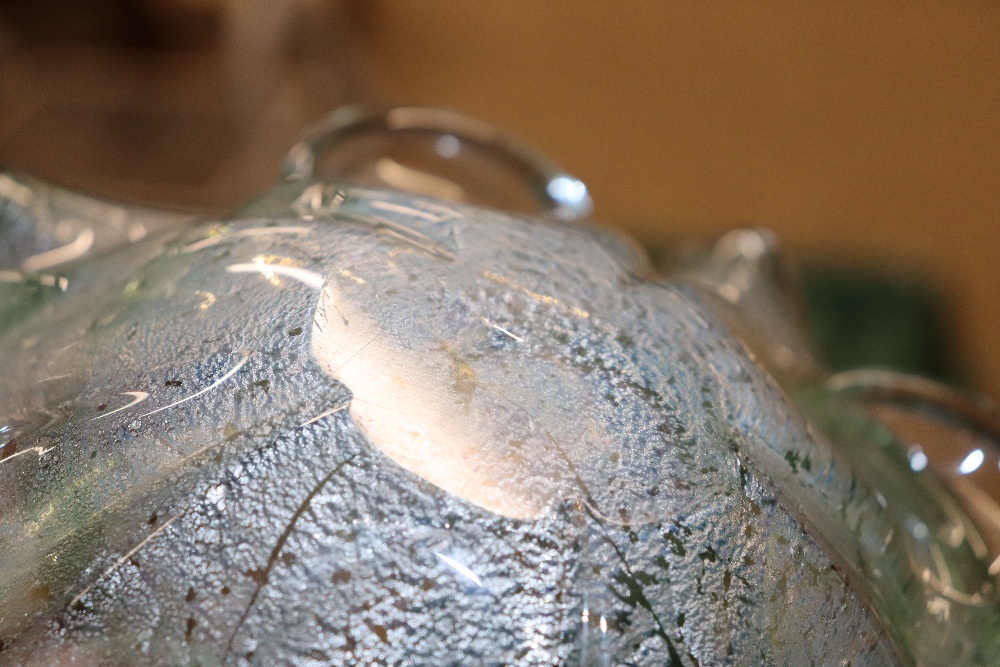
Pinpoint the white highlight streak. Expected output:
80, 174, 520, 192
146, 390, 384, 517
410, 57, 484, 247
184, 226, 311, 253
141, 353, 251, 417
301, 403, 349, 427
91, 391, 150, 421
0, 446, 51, 466
433, 552, 483, 588
226, 262, 324, 289
22, 228, 95, 272
958, 448, 984, 475
375, 158, 464, 202
481, 317, 524, 343
39, 374, 73, 383
69, 513, 181, 607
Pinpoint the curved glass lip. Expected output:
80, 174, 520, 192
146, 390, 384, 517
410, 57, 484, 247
282, 105, 594, 222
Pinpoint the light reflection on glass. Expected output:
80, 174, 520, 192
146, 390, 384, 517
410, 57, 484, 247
141, 352, 251, 418
908, 446, 929, 472
990, 554, 1000, 577
958, 448, 985, 475
226, 260, 324, 289
21, 227, 95, 273
375, 158, 464, 202
433, 552, 483, 588
91, 391, 150, 421
435, 134, 461, 159
0, 445, 53, 466
546, 175, 589, 210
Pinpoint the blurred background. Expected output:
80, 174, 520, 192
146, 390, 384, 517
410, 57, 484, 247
0, 1, 997, 399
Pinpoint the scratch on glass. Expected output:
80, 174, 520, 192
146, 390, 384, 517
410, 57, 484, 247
68, 512, 182, 608
141, 352, 252, 417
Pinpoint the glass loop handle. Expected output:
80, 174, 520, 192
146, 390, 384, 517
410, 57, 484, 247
282, 105, 593, 222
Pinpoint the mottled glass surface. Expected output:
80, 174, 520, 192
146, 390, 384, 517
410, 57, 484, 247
0, 178, 997, 665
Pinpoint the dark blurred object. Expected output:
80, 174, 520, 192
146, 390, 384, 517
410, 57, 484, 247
802, 268, 958, 385
0, 0, 216, 49
0, 0, 373, 213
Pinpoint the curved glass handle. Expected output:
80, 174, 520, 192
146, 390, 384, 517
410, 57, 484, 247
282, 105, 593, 222
829, 368, 1000, 570
828, 370, 1000, 435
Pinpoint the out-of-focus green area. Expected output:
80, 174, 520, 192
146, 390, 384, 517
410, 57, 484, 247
801, 269, 957, 385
